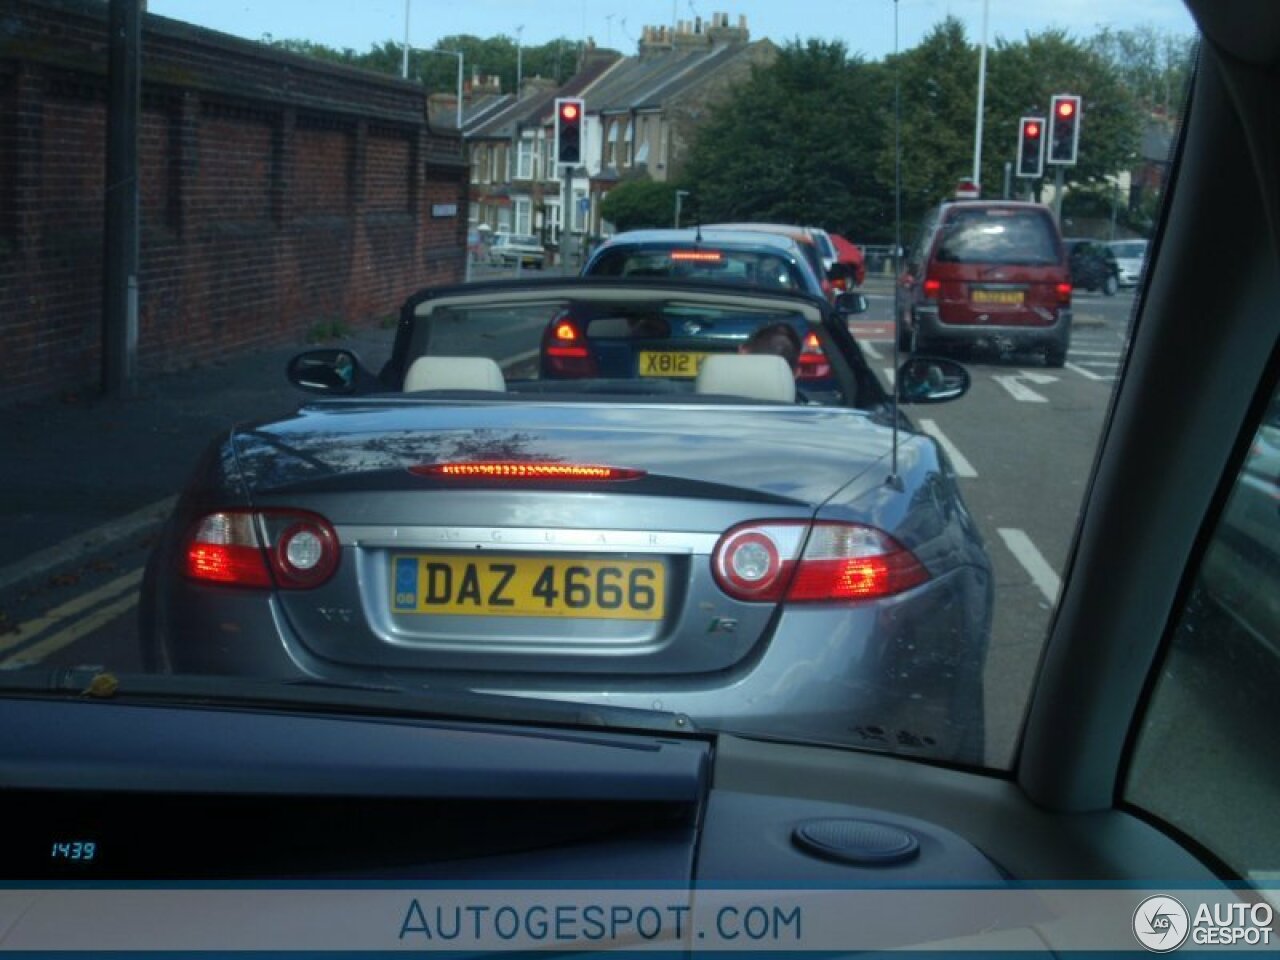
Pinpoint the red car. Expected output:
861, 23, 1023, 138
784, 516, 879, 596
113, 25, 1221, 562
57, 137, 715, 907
894, 201, 1072, 366
829, 233, 867, 288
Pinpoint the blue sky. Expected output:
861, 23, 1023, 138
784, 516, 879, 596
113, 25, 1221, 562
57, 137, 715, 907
146, 0, 1197, 61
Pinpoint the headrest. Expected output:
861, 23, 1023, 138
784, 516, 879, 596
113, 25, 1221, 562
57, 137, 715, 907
694, 354, 796, 404
403, 356, 506, 392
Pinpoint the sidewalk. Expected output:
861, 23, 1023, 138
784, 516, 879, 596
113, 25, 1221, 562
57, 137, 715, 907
0, 327, 397, 579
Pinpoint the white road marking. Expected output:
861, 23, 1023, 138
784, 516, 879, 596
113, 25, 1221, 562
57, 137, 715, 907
1067, 349, 1123, 357
997, 528, 1061, 605
1017, 370, 1060, 385
0, 496, 175, 595
0, 568, 144, 655
1066, 362, 1113, 382
919, 419, 978, 478
882, 367, 895, 387
1, 590, 140, 668
860, 340, 883, 360
992, 375, 1048, 403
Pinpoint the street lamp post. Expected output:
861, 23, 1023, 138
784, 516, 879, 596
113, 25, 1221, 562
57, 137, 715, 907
419, 48, 465, 130
515, 25, 524, 97
674, 190, 691, 228
401, 0, 411, 79
972, 0, 989, 186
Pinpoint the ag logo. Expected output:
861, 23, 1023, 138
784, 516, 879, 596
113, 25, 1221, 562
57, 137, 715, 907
1133, 895, 1190, 952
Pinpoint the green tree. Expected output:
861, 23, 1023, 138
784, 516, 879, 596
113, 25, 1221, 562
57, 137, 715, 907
682, 40, 890, 241
600, 179, 682, 232
872, 18, 978, 235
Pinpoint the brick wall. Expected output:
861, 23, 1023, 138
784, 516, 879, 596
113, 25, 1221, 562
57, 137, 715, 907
0, 0, 468, 404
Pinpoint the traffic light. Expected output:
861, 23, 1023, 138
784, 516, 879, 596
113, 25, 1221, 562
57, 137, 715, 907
1048, 94, 1081, 165
554, 98, 584, 166
1016, 116, 1044, 178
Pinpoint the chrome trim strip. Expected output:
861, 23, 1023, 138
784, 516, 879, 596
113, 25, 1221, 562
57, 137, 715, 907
335, 525, 720, 555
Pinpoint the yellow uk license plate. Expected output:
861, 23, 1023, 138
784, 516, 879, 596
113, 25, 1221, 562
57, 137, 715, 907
970, 289, 1025, 305
391, 554, 665, 620
638, 351, 711, 378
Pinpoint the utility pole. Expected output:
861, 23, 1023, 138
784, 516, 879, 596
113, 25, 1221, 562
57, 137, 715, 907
515, 25, 524, 97
103, 0, 141, 398
1053, 166, 1065, 223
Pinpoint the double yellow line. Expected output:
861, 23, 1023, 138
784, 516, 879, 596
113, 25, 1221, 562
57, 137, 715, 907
0, 568, 143, 668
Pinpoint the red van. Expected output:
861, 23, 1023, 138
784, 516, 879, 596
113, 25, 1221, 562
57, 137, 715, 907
895, 201, 1072, 366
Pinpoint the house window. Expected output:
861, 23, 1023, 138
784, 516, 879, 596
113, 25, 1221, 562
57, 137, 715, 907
542, 137, 554, 180
515, 198, 532, 235
470, 147, 481, 184
517, 138, 535, 180
623, 120, 633, 168
572, 189, 587, 232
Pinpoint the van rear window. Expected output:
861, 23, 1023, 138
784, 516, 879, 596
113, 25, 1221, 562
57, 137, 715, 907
934, 209, 1060, 265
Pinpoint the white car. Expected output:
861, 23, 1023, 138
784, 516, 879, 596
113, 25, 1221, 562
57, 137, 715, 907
490, 233, 546, 269
1107, 238, 1148, 287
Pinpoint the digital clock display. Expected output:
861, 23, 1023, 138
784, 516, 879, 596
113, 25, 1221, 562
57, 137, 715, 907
50, 841, 96, 862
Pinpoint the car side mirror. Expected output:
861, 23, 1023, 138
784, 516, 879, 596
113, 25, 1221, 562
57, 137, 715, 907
897, 356, 970, 404
834, 292, 868, 316
287, 349, 368, 395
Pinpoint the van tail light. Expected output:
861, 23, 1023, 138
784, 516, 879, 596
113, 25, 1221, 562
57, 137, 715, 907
922, 278, 942, 300
711, 521, 929, 603
183, 509, 340, 590
541, 312, 597, 377
797, 332, 831, 381
1056, 282, 1073, 304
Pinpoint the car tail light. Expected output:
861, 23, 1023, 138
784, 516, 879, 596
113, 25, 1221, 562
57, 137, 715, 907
711, 521, 928, 603
541, 312, 597, 377
922, 278, 942, 299
411, 462, 644, 481
1056, 282, 1072, 304
183, 509, 339, 589
797, 331, 832, 381
670, 250, 723, 262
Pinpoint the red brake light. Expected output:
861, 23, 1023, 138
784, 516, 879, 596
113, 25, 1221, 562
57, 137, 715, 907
797, 332, 830, 381
541, 313, 596, 375
670, 250, 723, 262
711, 521, 928, 604
922, 278, 942, 299
183, 510, 339, 589
1056, 282, 1072, 303
412, 462, 645, 481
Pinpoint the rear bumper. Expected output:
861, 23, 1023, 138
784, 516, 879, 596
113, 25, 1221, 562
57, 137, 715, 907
912, 305, 1072, 349
146, 565, 989, 762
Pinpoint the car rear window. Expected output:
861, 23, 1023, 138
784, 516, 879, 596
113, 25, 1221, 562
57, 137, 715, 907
586, 247, 805, 291
1110, 241, 1147, 258
933, 208, 1061, 266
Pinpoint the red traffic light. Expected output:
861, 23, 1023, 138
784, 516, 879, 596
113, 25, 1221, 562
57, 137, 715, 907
1025, 121, 1041, 138
1056, 101, 1075, 118
560, 103, 579, 121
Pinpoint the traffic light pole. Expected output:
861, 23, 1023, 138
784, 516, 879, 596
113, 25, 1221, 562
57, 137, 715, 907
562, 165, 573, 271
1053, 165, 1065, 224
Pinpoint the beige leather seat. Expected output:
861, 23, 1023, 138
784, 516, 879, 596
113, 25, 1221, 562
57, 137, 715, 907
403, 356, 506, 392
694, 354, 796, 404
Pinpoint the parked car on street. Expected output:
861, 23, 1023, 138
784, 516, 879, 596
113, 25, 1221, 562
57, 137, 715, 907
490, 233, 545, 269
1065, 238, 1120, 295
895, 201, 1072, 366
1107, 238, 1149, 287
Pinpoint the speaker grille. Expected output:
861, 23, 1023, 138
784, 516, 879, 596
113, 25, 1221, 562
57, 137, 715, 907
792, 818, 920, 866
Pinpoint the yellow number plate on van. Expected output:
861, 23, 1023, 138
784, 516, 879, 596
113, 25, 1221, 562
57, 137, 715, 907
970, 289, 1024, 305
